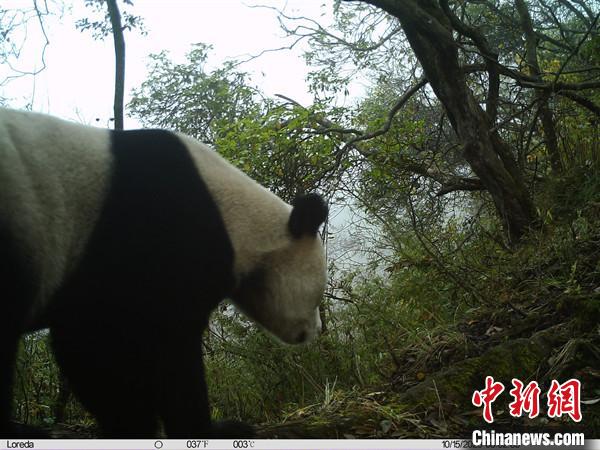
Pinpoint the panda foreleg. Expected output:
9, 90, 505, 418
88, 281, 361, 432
156, 334, 255, 438
93, 403, 159, 438
211, 420, 256, 439
0, 337, 20, 437
156, 334, 212, 438
50, 323, 160, 438
0, 228, 39, 437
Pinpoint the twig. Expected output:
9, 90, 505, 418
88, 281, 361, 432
552, 12, 600, 87
340, 78, 428, 154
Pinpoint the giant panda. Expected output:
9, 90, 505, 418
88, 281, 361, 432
0, 108, 328, 438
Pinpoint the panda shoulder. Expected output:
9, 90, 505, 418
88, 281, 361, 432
0, 108, 109, 152
174, 132, 276, 198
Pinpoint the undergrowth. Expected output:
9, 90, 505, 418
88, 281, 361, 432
208, 164, 600, 436
13, 164, 600, 437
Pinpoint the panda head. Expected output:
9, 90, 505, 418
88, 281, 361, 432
231, 193, 328, 345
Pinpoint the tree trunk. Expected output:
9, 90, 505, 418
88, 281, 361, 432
53, 372, 70, 423
515, 0, 562, 173
106, 0, 125, 130
355, 0, 537, 241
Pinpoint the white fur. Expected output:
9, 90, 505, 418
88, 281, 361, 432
0, 108, 112, 324
245, 234, 326, 343
0, 108, 326, 343
179, 134, 327, 344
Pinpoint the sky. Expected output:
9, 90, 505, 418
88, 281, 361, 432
1, 0, 374, 269
2, 0, 332, 126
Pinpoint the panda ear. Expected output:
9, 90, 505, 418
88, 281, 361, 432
288, 193, 328, 238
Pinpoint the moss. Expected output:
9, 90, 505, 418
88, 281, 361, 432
397, 323, 571, 415
258, 324, 579, 438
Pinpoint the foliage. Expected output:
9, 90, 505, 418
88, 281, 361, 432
76, 0, 145, 40
128, 45, 341, 200
128, 44, 258, 145
278, 0, 600, 240
10, 0, 600, 438
204, 258, 463, 424
0, 1, 61, 87
214, 101, 342, 201
202, 155, 600, 432
14, 161, 600, 433
13, 333, 90, 427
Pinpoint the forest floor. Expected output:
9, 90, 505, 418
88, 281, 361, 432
29, 222, 600, 440
22, 193, 600, 440
258, 207, 600, 439
34, 252, 600, 440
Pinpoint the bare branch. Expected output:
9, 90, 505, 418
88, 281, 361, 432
553, 12, 600, 86
32, 0, 49, 73
249, 3, 401, 54
516, 0, 561, 172
538, 0, 570, 44
232, 34, 309, 66
344, 0, 454, 45
438, 2, 502, 124
535, 31, 574, 51
341, 78, 428, 153
0, 1, 51, 86
435, 179, 485, 196
569, 0, 596, 22
275, 91, 483, 197
274, 94, 363, 136
519, 79, 600, 91
556, 0, 593, 27
557, 90, 600, 116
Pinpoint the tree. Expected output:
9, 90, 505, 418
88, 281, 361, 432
0, 1, 55, 89
128, 44, 258, 146
349, 0, 537, 241
128, 45, 339, 201
106, 0, 125, 130
272, 0, 599, 242
515, 0, 561, 173
77, 0, 144, 129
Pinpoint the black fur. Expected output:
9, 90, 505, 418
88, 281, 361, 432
1, 129, 253, 437
288, 193, 328, 238
0, 222, 38, 437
